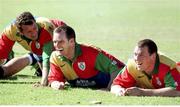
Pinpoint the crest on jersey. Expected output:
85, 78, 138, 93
35, 41, 40, 49
156, 77, 162, 86
78, 62, 86, 71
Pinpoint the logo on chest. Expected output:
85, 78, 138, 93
78, 62, 86, 71
156, 77, 162, 86
35, 41, 41, 49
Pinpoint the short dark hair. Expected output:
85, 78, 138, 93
15, 11, 35, 32
137, 39, 158, 55
54, 25, 76, 41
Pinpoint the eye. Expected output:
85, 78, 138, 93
134, 52, 138, 56
33, 26, 37, 31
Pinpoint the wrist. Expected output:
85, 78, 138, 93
51, 81, 64, 90
139, 88, 152, 96
111, 85, 125, 96
41, 78, 48, 86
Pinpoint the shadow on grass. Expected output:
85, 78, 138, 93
6, 74, 39, 79
0, 74, 39, 84
0, 81, 36, 84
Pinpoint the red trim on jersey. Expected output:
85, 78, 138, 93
152, 63, 180, 90
151, 63, 168, 88
31, 28, 52, 55
50, 19, 66, 27
48, 63, 65, 84
170, 68, 180, 90
113, 67, 136, 88
114, 61, 180, 90
49, 44, 124, 83
101, 50, 125, 69
72, 45, 99, 79
0, 33, 15, 59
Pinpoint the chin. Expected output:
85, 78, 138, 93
136, 67, 143, 71
31, 37, 38, 40
137, 68, 140, 71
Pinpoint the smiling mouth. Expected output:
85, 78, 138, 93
56, 48, 64, 51
137, 62, 142, 66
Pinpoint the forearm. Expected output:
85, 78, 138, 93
0, 34, 15, 59
140, 87, 180, 97
107, 71, 119, 90
3, 55, 30, 77
41, 54, 50, 86
41, 41, 52, 84
41, 67, 49, 86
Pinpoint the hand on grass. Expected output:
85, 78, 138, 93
124, 87, 143, 96
110, 85, 126, 96
51, 81, 65, 90
33, 82, 44, 87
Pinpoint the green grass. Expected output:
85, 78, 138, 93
0, 0, 180, 105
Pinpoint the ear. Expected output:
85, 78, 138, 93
69, 38, 75, 45
16, 26, 23, 35
19, 31, 24, 35
17, 29, 24, 35
150, 53, 156, 60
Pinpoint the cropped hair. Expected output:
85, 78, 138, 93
15, 11, 35, 32
137, 39, 158, 55
54, 25, 76, 41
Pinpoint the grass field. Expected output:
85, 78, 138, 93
0, 0, 180, 105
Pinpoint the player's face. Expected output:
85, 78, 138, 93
20, 21, 38, 40
53, 31, 74, 59
133, 46, 155, 72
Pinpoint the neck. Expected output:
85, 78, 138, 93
145, 65, 154, 75
145, 59, 156, 75
68, 45, 75, 61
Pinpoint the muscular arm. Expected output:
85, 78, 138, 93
111, 85, 180, 97
111, 67, 137, 95
95, 52, 124, 73
41, 41, 53, 85
48, 62, 65, 90
111, 70, 180, 97
0, 33, 15, 59
95, 52, 125, 89
48, 52, 66, 90
125, 87, 180, 97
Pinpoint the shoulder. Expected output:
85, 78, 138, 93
126, 59, 137, 73
36, 17, 52, 24
2, 23, 19, 41
158, 53, 176, 69
50, 51, 67, 67
126, 59, 142, 78
50, 51, 61, 59
80, 44, 101, 53
36, 17, 54, 34
50, 51, 60, 63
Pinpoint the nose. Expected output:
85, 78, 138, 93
31, 32, 37, 37
31, 24, 38, 36
134, 55, 137, 61
134, 54, 140, 61
33, 28, 38, 36
53, 42, 58, 48
54, 41, 60, 50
